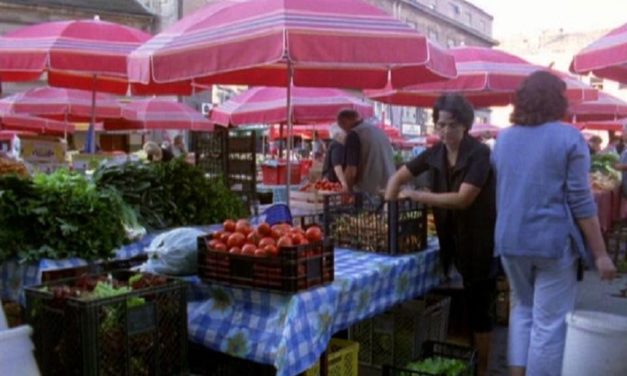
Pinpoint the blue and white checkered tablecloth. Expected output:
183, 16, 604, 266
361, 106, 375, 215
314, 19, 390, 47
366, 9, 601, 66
0, 225, 220, 304
186, 242, 441, 376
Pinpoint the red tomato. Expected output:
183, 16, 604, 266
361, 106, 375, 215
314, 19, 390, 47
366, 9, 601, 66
259, 237, 276, 248
292, 233, 305, 246
212, 232, 222, 240
242, 243, 257, 255
305, 227, 323, 243
272, 223, 292, 234
254, 248, 268, 257
220, 232, 232, 244
257, 222, 272, 236
228, 246, 241, 254
270, 229, 281, 240
235, 219, 250, 234
223, 220, 236, 233
277, 236, 293, 248
264, 244, 278, 256
214, 242, 227, 252
247, 231, 261, 245
227, 232, 246, 248
208, 239, 219, 249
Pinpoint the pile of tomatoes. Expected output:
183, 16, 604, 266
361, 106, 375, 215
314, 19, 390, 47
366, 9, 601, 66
300, 179, 343, 193
207, 219, 324, 257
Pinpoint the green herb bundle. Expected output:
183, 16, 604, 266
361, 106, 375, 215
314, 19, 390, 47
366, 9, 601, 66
0, 170, 132, 263
93, 159, 246, 230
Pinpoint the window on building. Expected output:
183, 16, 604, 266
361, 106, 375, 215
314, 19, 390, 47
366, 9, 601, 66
447, 38, 456, 47
479, 20, 486, 32
430, 2, 437, 10
406, 21, 417, 29
428, 27, 439, 41
450, 3, 461, 16
464, 11, 472, 25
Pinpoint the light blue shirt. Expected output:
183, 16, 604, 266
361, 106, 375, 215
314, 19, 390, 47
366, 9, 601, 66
491, 122, 597, 263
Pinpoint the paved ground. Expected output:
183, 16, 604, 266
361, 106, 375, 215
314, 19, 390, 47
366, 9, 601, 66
488, 271, 627, 376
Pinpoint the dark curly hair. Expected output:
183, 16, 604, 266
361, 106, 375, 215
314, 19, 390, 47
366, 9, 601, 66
510, 70, 568, 126
432, 94, 475, 131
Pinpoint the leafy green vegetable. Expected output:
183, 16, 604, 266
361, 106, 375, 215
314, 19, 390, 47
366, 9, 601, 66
591, 153, 620, 176
0, 170, 132, 263
402, 357, 468, 376
93, 159, 246, 230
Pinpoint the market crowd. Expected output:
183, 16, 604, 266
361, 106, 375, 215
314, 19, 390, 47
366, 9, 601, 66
322, 71, 617, 376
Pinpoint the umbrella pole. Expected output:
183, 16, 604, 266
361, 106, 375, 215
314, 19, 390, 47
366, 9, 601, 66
285, 63, 294, 208
86, 74, 97, 154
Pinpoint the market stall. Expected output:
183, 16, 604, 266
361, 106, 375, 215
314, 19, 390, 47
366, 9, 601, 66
187, 243, 440, 376
590, 153, 627, 232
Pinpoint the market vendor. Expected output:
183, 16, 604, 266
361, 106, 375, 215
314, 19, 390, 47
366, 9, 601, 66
384, 94, 497, 376
337, 109, 395, 194
322, 124, 349, 189
143, 141, 174, 162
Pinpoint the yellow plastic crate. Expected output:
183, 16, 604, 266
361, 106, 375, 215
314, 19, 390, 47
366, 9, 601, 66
306, 338, 359, 376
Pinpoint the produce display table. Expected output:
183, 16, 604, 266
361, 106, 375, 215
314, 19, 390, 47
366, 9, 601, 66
593, 188, 627, 233
0, 226, 221, 303
186, 241, 441, 376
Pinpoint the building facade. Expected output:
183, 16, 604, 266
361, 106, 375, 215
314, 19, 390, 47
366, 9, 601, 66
364, 0, 496, 134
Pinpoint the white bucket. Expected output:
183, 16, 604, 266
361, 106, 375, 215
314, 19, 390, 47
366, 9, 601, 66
562, 310, 627, 376
0, 325, 40, 376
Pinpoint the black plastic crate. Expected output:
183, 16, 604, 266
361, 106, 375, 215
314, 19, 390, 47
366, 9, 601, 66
323, 192, 428, 254
349, 295, 451, 369
25, 271, 188, 376
198, 235, 334, 293
188, 341, 276, 376
40, 255, 149, 283
382, 341, 477, 376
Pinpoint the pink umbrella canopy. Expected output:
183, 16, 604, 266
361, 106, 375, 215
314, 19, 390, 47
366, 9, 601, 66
568, 92, 627, 122
210, 87, 374, 126
127, 0, 457, 92
570, 22, 627, 84
366, 47, 598, 107
577, 119, 627, 132
0, 18, 152, 94
269, 123, 331, 140
0, 87, 121, 121
469, 123, 501, 137
0, 113, 74, 136
105, 98, 214, 131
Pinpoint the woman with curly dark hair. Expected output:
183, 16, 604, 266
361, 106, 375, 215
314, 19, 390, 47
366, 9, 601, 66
492, 70, 616, 376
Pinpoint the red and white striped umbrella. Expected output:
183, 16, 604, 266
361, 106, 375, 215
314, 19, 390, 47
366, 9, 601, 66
568, 92, 627, 122
128, 0, 457, 92
576, 119, 627, 132
0, 113, 74, 136
366, 47, 598, 107
105, 98, 214, 131
469, 123, 501, 137
0, 18, 151, 94
0, 87, 121, 121
570, 22, 627, 84
269, 123, 331, 140
211, 87, 373, 126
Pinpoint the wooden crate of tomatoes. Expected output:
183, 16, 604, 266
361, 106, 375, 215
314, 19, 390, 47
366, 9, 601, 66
198, 219, 334, 293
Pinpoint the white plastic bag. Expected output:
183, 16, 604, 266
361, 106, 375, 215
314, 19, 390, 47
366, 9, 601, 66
140, 227, 205, 275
